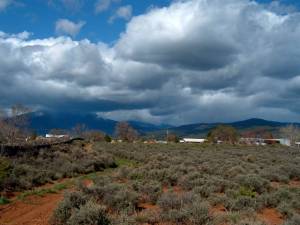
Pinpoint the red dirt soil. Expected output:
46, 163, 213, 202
289, 180, 300, 188
162, 185, 184, 195
270, 181, 281, 189
162, 186, 168, 193
209, 204, 227, 216
0, 193, 63, 225
138, 202, 160, 211
257, 208, 284, 225
270, 179, 300, 189
82, 179, 94, 188
173, 185, 184, 195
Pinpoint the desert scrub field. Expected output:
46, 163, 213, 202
50, 143, 300, 225
0, 140, 117, 193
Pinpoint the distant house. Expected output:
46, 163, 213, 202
45, 134, 68, 139
240, 137, 264, 145
240, 137, 291, 146
156, 140, 168, 144
264, 138, 291, 146
181, 138, 207, 143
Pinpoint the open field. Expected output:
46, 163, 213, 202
1, 142, 300, 225
52, 143, 300, 225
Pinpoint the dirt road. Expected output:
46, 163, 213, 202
0, 193, 63, 225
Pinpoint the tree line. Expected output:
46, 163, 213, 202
1, 104, 300, 145
0, 104, 140, 144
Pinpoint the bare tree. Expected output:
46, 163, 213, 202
49, 129, 68, 135
167, 133, 179, 143
115, 122, 139, 142
72, 123, 87, 137
7, 104, 32, 143
207, 125, 239, 144
0, 104, 32, 144
0, 108, 6, 143
11, 104, 31, 128
280, 124, 300, 146
82, 130, 106, 142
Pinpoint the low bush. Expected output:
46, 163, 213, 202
0, 141, 117, 192
236, 174, 270, 194
51, 192, 88, 225
277, 202, 295, 219
157, 192, 181, 211
67, 201, 111, 225
283, 215, 300, 225
51, 143, 300, 224
232, 196, 258, 211
187, 202, 211, 225
103, 188, 139, 212
160, 208, 188, 223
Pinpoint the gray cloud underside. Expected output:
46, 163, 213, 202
1, 0, 300, 125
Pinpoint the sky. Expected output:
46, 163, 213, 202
0, 0, 300, 125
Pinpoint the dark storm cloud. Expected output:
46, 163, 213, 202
1, 0, 300, 124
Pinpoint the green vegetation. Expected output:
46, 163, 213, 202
0, 157, 11, 181
115, 157, 138, 167
0, 196, 10, 205
18, 183, 69, 200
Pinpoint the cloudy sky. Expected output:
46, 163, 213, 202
0, 0, 300, 125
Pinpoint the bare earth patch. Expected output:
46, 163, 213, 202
270, 180, 300, 189
289, 180, 300, 188
138, 202, 160, 211
82, 179, 94, 188
270, 181, 281, 189
84, 143, 93, 152
0, 193, 63, 225
257, 208, 284, 225
209, 204, 227, 216
162, 185, 184, 195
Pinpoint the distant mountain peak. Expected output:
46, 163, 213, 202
29, 111, 169, 135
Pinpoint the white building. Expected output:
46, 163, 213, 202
45, 134, 68, 139
181, 138, 207, 143
240, 137, 291, 146
156, 140, 168, 144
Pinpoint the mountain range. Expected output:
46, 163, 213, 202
157, 118, 298, 138
29, 112, 298, 138
29, 111, 170, 135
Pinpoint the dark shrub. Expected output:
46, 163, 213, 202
236, 174, 270, 193
157, 192, 181, 211
277, 202, 294, 219
161, 209, 188, 223
134, 181, 162, 204
103, 187, 139, 212
51, 192, 88, 225
284, 215, 300, 225
232, 196, 258, 211
187, 202, 210, 225
67, 201, 111, 225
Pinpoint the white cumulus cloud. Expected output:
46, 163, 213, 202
1, 0, 300, 125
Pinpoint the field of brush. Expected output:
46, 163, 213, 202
51, 143, 300, 225
1, 142, 300, 225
